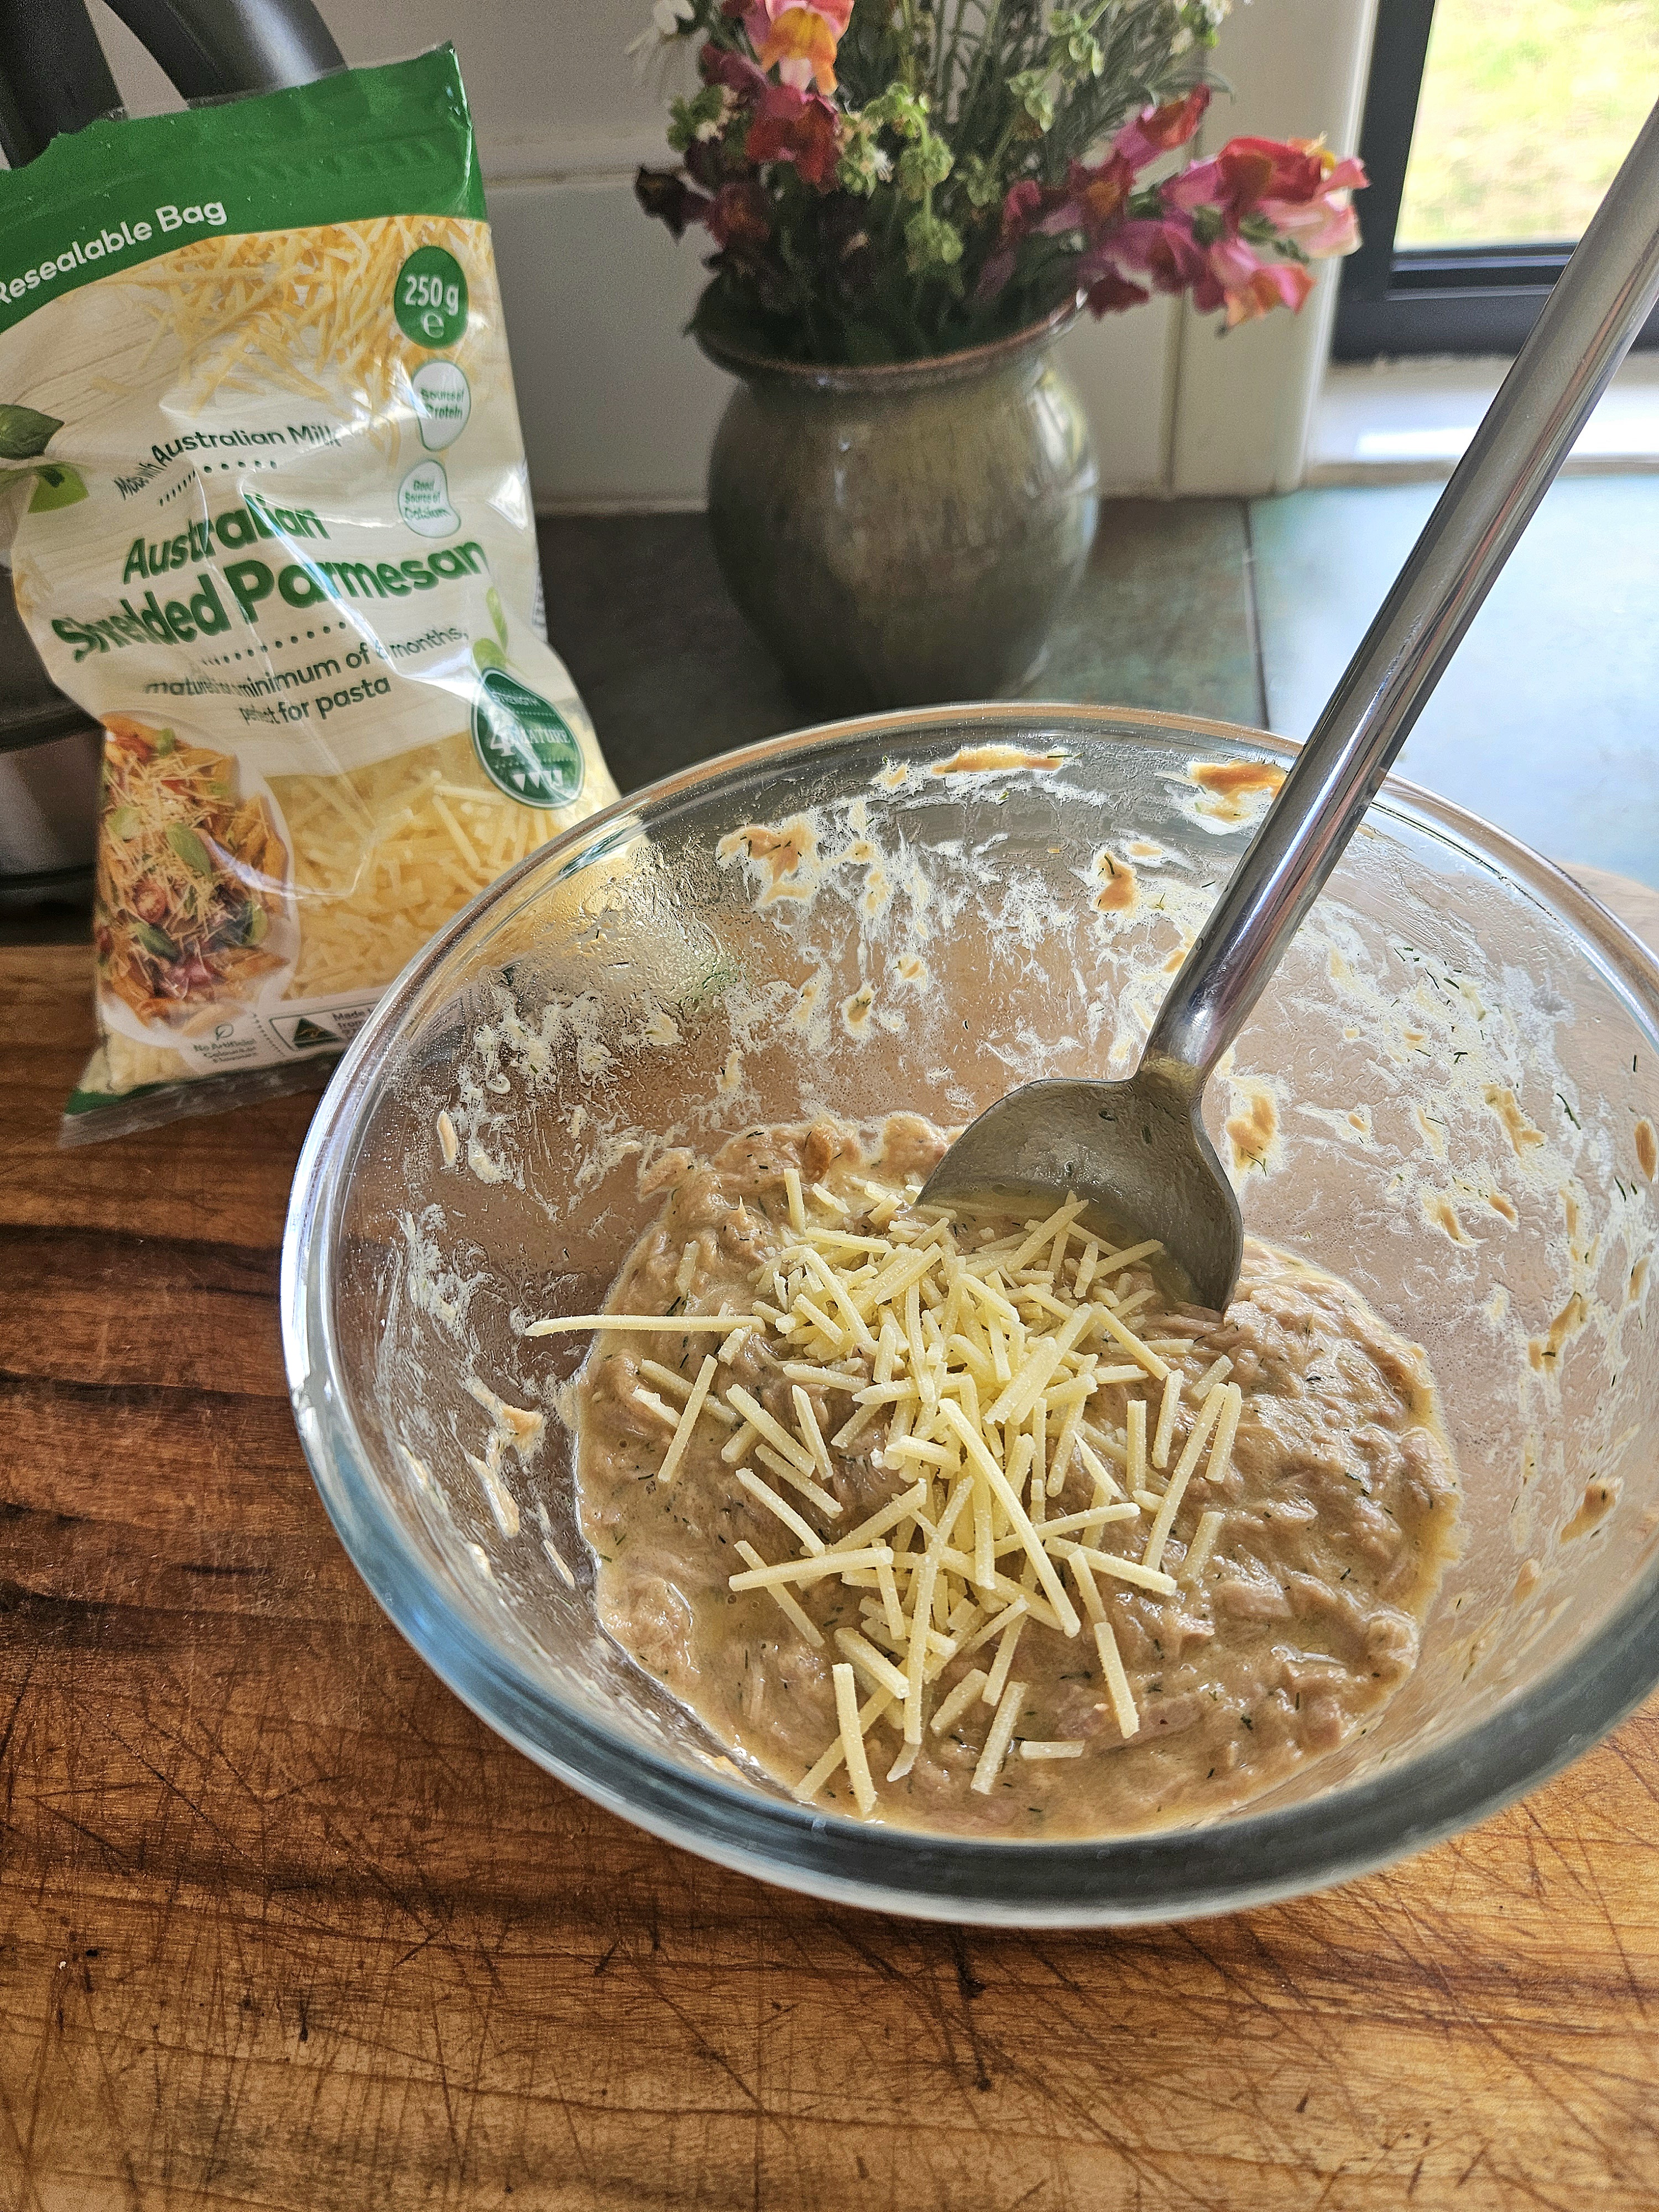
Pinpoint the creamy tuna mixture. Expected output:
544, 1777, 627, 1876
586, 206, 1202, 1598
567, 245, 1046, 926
567, 1114, 1459, 1838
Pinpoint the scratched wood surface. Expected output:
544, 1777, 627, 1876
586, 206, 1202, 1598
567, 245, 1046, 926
4, 927, 1659, 2212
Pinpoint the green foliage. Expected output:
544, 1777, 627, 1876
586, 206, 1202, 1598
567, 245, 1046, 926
1007, 67, 1057, 133
957, 152, 1005, 208
164, 823, 214, 878
1396, 0, 1659, 247
0, 401, 61, 460
667, 83, 732, 154
1048, 10, 1106, 84
904, 206, 966, 273
898, 134, 953, 200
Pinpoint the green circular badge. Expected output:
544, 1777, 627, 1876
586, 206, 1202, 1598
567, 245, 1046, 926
472, 667, 585, 810
395, 246, 469, 349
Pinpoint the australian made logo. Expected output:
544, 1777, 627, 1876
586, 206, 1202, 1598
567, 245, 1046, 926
471, 667, 584, 810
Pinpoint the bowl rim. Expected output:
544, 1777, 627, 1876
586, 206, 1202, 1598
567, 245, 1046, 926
281, 700, 1659, 1926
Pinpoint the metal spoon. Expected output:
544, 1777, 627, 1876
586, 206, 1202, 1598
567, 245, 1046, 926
922, 97, 1659, 1310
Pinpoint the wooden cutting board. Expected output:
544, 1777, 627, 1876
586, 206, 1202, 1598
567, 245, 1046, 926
4, 897, 1659, 2210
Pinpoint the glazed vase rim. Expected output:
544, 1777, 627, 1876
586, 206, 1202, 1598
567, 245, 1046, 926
694, 297, 1084, 393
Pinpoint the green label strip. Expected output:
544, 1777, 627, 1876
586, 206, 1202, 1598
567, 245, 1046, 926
0, 47, 484, 339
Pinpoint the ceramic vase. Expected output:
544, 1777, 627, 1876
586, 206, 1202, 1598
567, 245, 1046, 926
699, 306, 1099, 714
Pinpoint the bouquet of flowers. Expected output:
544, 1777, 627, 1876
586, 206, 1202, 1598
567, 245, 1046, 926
634, 0, 1366, 364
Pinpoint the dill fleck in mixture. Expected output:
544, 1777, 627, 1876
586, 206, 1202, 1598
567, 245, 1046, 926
554, 1114, 1458, 1837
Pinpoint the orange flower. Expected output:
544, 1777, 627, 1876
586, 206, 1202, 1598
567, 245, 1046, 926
1229, 263, 1314, 325
745, 1, 851, 93
1070, 152, 1134, 234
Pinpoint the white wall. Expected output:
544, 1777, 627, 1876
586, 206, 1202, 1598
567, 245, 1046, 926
1170, 0, 1380, 496
91, 0, 1372, 508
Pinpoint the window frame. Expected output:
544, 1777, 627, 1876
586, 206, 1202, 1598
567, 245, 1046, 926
1333, 0, 1659, 359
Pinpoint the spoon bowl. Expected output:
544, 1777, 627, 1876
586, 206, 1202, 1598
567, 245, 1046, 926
919, 1060, 1240, 1307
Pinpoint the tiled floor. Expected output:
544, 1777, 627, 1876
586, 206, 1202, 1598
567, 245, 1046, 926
539, 481, 1659, 888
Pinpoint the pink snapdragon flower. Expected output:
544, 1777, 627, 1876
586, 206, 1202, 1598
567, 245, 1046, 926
1083, 269, 1151, 314
1165, 133, 1366, 324
973, 178, 1058, 301
746, 80, 842, 184
975, 61, 1365, 329
1092, 216, 1207, 297
1258, 142, 1366, 257
979, 90, 1214, 308
744, 0, 853, 93
1112, 85, 1211, 170
1067, 150, 1135, 236
702, 43, 843, 186
974, 150, 1136, 302
1166, 135, 1365, 247
1195, 254, 1315, 325
634, 13, 1368, 353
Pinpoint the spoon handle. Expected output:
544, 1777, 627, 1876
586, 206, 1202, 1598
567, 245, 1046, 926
1144, 95, 1659, 1084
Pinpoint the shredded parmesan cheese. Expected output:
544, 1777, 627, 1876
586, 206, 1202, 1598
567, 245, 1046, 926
728, 1545, 895, 1590
1141, 1386, 1224, 1572
834, 1627, 911, 1702
955, 1594, 1028, 1660
794, 1685, 891, 1803
837, 1663, 879, 1815
273, 734, 590, 1004
568, 1161, 1249, 1822
725, 1384, 816, 1477
33, 64, 621, 1139
1094, 1618, 1139, 1739
1179, 1509, 1225, 1588
1152, 1369, 1182, 1469
655, 1356, 718, 1489
972, 1676, 1027, 1793
1126, 1396, 1147, 1494
720, 1420, 760, 1467
526, 1313, 744, 1335
1104, 1238, 1164, 1276
929, 1668, 991, 1735
783, 1166, 807, 1232
791, 1385, 837, 1485
736, 1466, 825, 1555
1208, 1380, 1244, 1489
982, 1609, 1027, 1708
735, 1540, 823, 1646
886, 1740, 919, 1783
1061, 1543, 1179, 1597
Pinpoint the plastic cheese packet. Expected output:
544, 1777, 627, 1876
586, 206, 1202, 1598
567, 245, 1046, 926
0, 47, 617, 1142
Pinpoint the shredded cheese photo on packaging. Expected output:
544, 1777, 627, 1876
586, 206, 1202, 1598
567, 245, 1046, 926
561, 1114, 1460, 1839
0, 48, 615, 1139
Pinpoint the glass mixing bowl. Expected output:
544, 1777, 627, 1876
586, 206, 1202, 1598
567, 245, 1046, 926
281, 705, 1659, 1926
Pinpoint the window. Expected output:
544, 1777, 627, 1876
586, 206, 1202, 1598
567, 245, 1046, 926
1334, 0, 1659, 359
